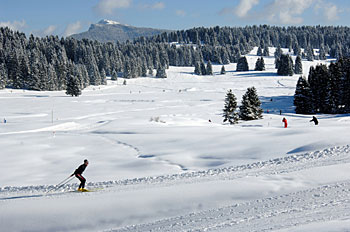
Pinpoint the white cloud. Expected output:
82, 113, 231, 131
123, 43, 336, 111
94, 0, 132, 15
139, 2, 165, 10
266, 0, 315, 24
43, 25, 57, 35
235, 0, 259, 18
152, 2, 165, 10
0, 20, 26, 31
32, 25, 58, 37
315, 1, 340, 21
325, 4, 339, 21
63, 21, 82, 37
176, 10, 186, 17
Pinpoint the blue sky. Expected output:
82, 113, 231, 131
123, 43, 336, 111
1, 0, 350, 37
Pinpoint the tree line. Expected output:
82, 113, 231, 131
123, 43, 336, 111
294, 58, 350, 114
2, 24, 350, 91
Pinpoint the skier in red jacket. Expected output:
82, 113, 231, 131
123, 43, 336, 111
282, 117, 288, 128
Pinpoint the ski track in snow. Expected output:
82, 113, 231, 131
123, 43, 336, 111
110, 182, 350, 232
1, 146, 350, 231
1, 145, 350, 195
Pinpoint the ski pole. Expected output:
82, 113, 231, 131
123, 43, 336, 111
55, 176, 74, 189
47, 175, 74, 193
56, 176, 72, 187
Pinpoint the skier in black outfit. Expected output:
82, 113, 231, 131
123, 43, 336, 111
71, 159, 89, 191
310, 116, 319, 125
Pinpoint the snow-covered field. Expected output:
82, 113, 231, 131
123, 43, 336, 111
1, 48, 350, 232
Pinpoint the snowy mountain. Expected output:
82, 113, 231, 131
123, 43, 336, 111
69, 19, 170, 43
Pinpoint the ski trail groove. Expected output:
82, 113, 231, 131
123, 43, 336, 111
110, 182, 350, 232
1, 145, 350, 197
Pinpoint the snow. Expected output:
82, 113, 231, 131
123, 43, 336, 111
0, 48, 349, 231
97, 19, 127, 26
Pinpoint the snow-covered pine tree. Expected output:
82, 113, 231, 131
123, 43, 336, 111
66, 74, 81, 97
263, 45, 269, 56
293, 43, 301, 56
220, 65, 226, 74
236, 56, 249, 71
239, 87, 263, 120
123, 59, 132, 79
223, 89, 239, 124
254, 57, 265, 71
194, 62, 201, 75
319, 45, 326, 60
308, 64, 329, 113
206, 60, 213, 75
294, 76, 313, 114
294, 56, 303, 74
326, 61, 343, 113
274, 45, 282, 58
111, 70, 118, 80
141, 62, 147, 77
257, 46, 263, 56
156, 66, 167, 78
277, 54, 294, 76
0, 63, 7, 89
200, 61, 207, 75
306, 47, 314, 61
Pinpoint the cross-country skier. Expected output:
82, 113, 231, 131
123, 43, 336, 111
310, 116, 318, 125
282, 117, 288, 128
71, 159, 89, 191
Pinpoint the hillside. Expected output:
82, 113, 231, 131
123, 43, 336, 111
70, 19, 170, 43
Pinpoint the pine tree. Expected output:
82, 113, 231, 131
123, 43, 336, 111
294, 56, 303, 74
257, 46, 263, 56
200, 61, 207, 75
194, 62, 201, 75
111, 70, 118, 80
239, 87, 263, 120
156, 66, 167, 78
0, 63, 7, 89
274, 45, 283, 58
236, 56, 249, 71
206, 60, 213, 75
66, 74, 81, 97
306, 47, 314, 61
294, 76, 313, 114
223, 89, 239, 124
220, 65, 226, 74
277, 54, 294, 76
254, 57, 265, 71
263, 45, 269, 56
319, 46, 326, 60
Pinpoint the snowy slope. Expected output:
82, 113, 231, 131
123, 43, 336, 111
1, 48, 349, 232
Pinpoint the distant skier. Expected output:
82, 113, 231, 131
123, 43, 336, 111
282, 117, 288, 128
310, 116, 319, 125
71, 159, 89, 191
